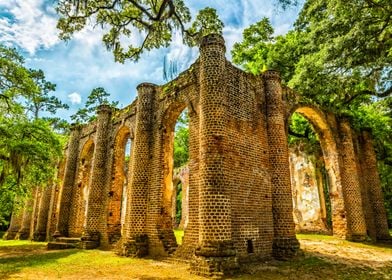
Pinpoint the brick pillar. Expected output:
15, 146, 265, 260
29, 187, 40, 240
264, 70, 299, 259
81, 105, 112, 249
34, 186, 52, 241
354, 134, 377, 241
360, 130, 391, 241
338, 119, 367, 241
16, 196, 34, 240
47, 161, 65, 241
54, 125, 81, 237
120, 83, 155, 257
192, 34, 238, 277
4, 206, 23, 240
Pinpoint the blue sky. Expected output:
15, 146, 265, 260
0, 0, 302, 120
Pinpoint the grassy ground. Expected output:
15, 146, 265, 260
174, 229, 184, 245
0, 234, 391, 280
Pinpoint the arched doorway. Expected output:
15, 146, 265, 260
69, 139, 94, 237
108, 126, 132, 244
288, 106, 346, 237
160, 104, 189, 253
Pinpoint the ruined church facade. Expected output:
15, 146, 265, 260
5, 34, 390, 277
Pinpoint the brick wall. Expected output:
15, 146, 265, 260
16, 33, 389, 277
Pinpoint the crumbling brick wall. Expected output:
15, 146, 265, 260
9, 33, 390, 278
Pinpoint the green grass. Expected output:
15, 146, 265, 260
296, 233, 335, 240
174, 229, 184, 245
0, 237, 391, 280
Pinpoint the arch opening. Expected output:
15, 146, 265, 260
161, 104, 189, 251
69, 139, 94, 237
288, 106, 343, 236
108, 126, 132, 244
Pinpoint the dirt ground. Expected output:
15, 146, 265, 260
0, 235, 391, 280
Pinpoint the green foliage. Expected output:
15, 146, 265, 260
232, 2, 392, 226
0, 46, 34, 114
71, 87, 118, 124
57, 1, 223, 62
351, 99, 392, 226
232, 17, 274, 75
0, 117, 64, 226
175, 182, 182, 226
173, 109, 189, 169
288, 113, 319, 153
173, 229, 184, 245
295, 0, 391, 98
25, 69, 69, 119
0, 45, 66, 227
184, 7, 224, 46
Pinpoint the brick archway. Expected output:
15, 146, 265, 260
158, 101, 188, 254
287, 105, 347, 237
69, 138, 94, 237
30, 34, 389, 278
107, 126, 132, 243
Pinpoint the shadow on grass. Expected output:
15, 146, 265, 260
0, 249, 79, 279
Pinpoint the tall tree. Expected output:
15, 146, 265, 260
231, 5, 392, 225
71, 87, 119, 124
0, 45, 34, 113
0, 45, 65, 226
25, 69, 69, 119
295, 0, 392, 98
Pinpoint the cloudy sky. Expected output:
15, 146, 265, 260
0, 0, 302, 120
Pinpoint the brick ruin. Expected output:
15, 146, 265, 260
4, 34, 391, 277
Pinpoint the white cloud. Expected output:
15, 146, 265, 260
68, 92, 82, 104
0, 0, 60, 54
3, 0, 302, 121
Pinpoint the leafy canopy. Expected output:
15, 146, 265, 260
231, 0, 392, 225
57, 0, 223, 62
71, 87, 119, 124
0, 45, 66, 226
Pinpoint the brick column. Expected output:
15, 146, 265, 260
54, 125, 81, 237
29, 187, 40, 240
192, 34, 238, 277
47, 161, 65, 240
81, 105, 112, 249
16, 196, 34, 240
34, 186, 52, 241
264, 70, 299, 259
338, 119, 367, 241
4, 206, 23, 240
354, 134, 377, 241
360, 130, 391, 241
120, 83, 155, 257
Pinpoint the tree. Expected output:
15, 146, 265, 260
0, 45, 35, 113
57, 1, 223, 62
0, 46, 66, 227
173, 109, 189, 168
71, 87, 119, 124
231, 6, 392, 226
25, 69, 69, 119
295, 0, 392, 98
231, 16, 383, 112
